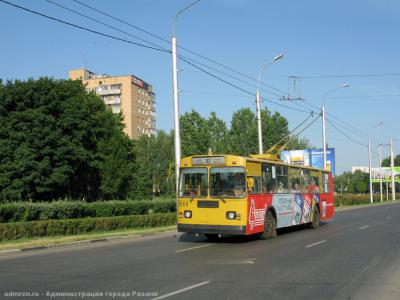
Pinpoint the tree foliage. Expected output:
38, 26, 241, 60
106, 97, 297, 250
0, 78, 135, 202
333, 170, 370, 194
382, 154, 400, 167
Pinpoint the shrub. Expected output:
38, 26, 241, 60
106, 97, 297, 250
0, 200, 176, 223
0, 213, 176, 241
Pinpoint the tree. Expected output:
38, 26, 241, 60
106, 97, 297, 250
354, 181, 367, 193
382, 154, 400, 167
229, 108, 258, 156
130, 130, 175, 198
207, 112, 230, 154
180, 110, 210, 157
0, 78, 135, 202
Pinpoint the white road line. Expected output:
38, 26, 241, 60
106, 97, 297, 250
151, 281, 211, 300
359, 225, 370, 230
175, 244, 212, 253
305, 240, 326, 248
385, 216, 393, 220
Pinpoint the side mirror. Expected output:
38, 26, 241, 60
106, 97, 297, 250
247, 177, 254, 189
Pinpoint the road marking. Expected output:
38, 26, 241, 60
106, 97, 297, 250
385, 216, 393, 220
175, 244, 212, 253
359, 225, 370, 230
151, 281, 211, 300
305, 240, 326, 248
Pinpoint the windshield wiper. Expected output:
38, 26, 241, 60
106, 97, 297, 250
216, 196, 226, 203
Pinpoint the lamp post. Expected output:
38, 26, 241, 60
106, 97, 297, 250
368, 122, 383, 203
321, 83, 350, 170
378, 143, 390, 202
379, 144, 383, 202
256, 53, 284, 154
390, 137, 396, 201
172, 0, 200, 197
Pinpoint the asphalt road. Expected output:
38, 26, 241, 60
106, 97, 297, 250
1, 202, 400, 300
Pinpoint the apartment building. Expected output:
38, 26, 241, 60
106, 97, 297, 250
69, 68, 156, 139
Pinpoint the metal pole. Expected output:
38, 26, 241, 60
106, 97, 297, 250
368, 137, 373, 203
171, 0, 201, 199
322, 105, 327, 170
391, 137, 395, 201
171, 35, 181, 197
386, 182, 389, 201
256, 89, 263, 154
379, 145, 383, 202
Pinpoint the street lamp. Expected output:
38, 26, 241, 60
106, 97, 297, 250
368, 122, 383, 203
256, 53, 284, 154
171, 0, 201, 197
321, 83, 350, 170
378, 143, 391, 202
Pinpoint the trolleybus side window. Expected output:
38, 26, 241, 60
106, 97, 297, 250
276, 165, 289, 193
289, 167, 301, 192
252, 176, 262, 194
179, 168, 208, 197
311, 171, 321, 193
323, 172, 330, 193
300, 169, 311, 193
210, 167, 246, 198
262, 163, 276, 193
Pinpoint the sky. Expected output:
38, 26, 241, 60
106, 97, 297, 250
1, 0, 399, 174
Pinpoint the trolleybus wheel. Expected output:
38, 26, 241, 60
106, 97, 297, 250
260, 210, 277, 239
310, 206, 320, 229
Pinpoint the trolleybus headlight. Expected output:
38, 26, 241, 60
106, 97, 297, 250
184, 210, 192, 218
226, 211, 236, 220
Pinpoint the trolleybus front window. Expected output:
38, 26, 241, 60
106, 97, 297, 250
179, 168, 208, 197
210, 167, 246, 198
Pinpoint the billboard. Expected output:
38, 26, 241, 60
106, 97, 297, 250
369, 167, 400, 183
280, 148, 336, 176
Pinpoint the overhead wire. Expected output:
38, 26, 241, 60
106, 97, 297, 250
71, 0, 297, 98
45, 0, 168, 50
0, 0, 168, 53
268, 112, 320, 150
3, 0, 383, 146
326, 118, 367, 149
51, 0, 289, 99
45, 0, 310, 108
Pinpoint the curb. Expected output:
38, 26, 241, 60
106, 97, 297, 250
0, 229, 177, 255
335, 200, 400, 212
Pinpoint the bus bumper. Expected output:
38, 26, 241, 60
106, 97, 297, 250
177, 224, 247, 235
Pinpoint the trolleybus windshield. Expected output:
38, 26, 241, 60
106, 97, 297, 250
210, 167, 246, 198
179, 168, 208, 197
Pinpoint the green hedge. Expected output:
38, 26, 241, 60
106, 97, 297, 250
335, 193, 400, 207
0, 200, 176, 223
0, 213, 176, 241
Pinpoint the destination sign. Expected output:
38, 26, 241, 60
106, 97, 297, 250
192, 156, 225, 165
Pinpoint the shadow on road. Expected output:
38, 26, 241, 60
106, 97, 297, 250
178, 222, 328, 244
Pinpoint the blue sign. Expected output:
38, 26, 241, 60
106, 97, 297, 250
280, 148, 336, 176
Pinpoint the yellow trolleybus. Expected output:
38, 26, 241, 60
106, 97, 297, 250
177, 154, 334, 239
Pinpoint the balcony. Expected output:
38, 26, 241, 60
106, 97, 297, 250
105, 98, 121, 105
96, 88, 121, 96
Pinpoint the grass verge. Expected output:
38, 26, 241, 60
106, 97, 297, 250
0, 225, 176, 251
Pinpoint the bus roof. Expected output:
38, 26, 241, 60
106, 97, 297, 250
180, 154, 329, 173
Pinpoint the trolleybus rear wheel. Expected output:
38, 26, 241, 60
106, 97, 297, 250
310, 206, 320, 229
260, 210, 277, 239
